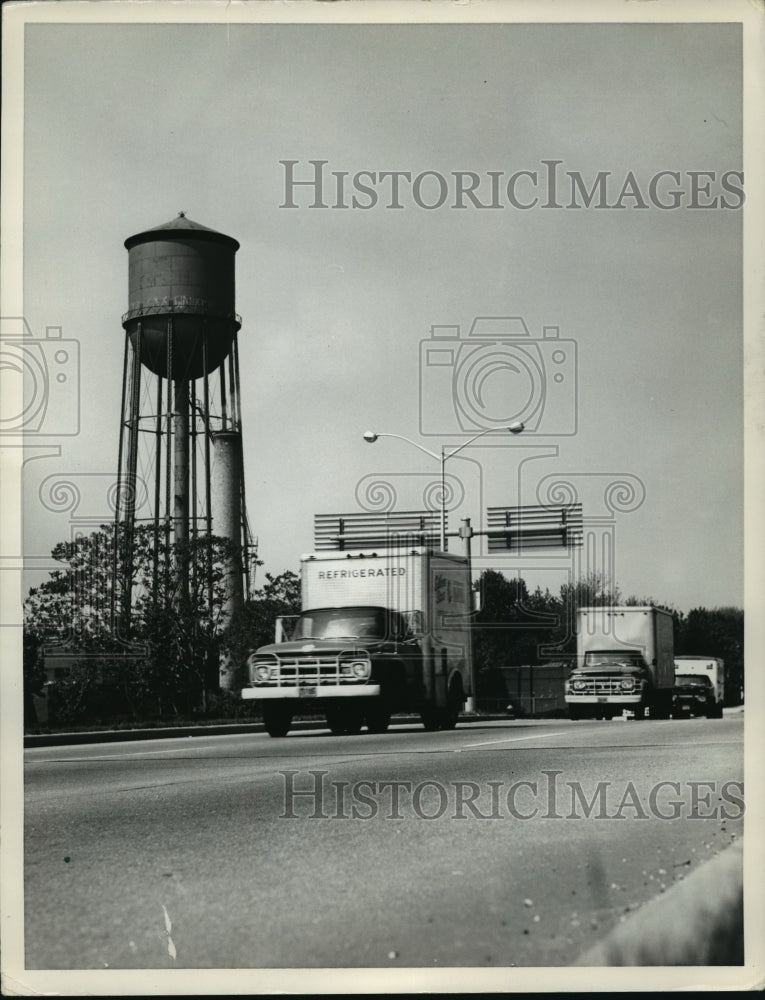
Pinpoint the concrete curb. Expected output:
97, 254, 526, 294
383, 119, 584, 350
23, 713, 513, 748
574, 841, 744, 966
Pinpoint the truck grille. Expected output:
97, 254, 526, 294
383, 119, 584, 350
249, 653, 370, 687
574, 677, 634, 696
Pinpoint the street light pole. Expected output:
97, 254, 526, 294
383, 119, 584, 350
440, 446, 446, 551
364, 422, 525, 552
363, 423, 525, 717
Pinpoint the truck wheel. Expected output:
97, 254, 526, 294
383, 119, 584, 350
326, 706, 364, 735
262, 704, 292, 738
365, 700, 392, 734
326, 708, 345, 735
344, 709, 364, 735
652, 692, 672, 719
439, 709, 459, 731
420, 707, 441, 731
569, 707, 582, 721
438, 678, 464, 731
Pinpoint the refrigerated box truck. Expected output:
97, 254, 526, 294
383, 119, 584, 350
565, 606, 675, 720
242, 549, 473, 737
672, 656, 724, 718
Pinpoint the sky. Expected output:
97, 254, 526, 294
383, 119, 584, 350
10, 8, 750, 614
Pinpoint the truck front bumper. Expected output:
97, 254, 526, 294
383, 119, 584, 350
673, 696, 709, 713
242, 684, 382, 701
565, 694, 643, 706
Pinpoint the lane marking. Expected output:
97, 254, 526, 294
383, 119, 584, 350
458, 738, 743, 752
461, 731, 569, 749
161, 904, 177, 961
29, 746, 218, 763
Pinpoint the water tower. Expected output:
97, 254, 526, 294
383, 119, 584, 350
114, 213, 254, 687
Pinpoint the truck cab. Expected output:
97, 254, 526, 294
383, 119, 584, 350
672, 656, 724, 719
672, 673, 716, 718
567, 650, 652, 719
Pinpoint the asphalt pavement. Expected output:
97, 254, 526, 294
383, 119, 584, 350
21, 715, 744, 976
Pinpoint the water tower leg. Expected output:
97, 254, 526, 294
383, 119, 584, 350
112, 330, 131, 633
152, 374, 163, 600
120, 328, 142, 635
173, 378, 190, 600
212, 430, 244, 691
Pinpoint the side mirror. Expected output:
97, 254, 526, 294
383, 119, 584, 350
275, 617, 286, 643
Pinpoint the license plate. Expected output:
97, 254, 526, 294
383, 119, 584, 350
597, 697, 608, 703
299, 685, 317, 697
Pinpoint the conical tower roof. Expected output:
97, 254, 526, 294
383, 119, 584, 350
125, 212, 239, 250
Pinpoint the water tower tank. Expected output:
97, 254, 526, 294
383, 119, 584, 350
122, 213, 240, 380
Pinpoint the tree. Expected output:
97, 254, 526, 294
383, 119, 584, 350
23, 627, 45, 725
472, 570, 565, 708
223, 570, 302, 675
24, 524, 240, 723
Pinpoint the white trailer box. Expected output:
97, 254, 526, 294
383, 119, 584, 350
243, 549, 473, 737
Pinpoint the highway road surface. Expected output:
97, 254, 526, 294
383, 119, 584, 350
24, 715, 743, 970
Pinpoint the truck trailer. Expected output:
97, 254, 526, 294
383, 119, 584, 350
672, 656, 725, 718
565, 606, 675, 720
241, 548, 473, 737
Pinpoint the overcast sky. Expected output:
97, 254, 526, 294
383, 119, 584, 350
15, 11, 747, 612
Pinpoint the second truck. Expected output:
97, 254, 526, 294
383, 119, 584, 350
565, 605, 675, 720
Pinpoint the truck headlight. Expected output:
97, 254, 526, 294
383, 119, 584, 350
350, 660, 371, 679
620, 677, 636, 691
571, 679, 585, 692
254, 663, 272, 682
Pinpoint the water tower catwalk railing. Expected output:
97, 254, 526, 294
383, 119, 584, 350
112, 215, 254, 648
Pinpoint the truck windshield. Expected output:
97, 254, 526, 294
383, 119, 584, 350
675, 674, 712, 688
583, 652, 646, 669
292, 608, 387, 641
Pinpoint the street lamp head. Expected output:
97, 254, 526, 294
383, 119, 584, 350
363, 431, 378, 443
508, 421, 525, 435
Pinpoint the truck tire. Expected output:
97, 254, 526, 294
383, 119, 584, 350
262, 703, 293, 738
652, 691, 672, 720
439, 676, 464, 731
569, 707, 582, 721
326, 706, 364, 735
420, 706, 441, 731
365, 700, 392, 734
420, 682, 463, 732
708, 702, 724, 719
